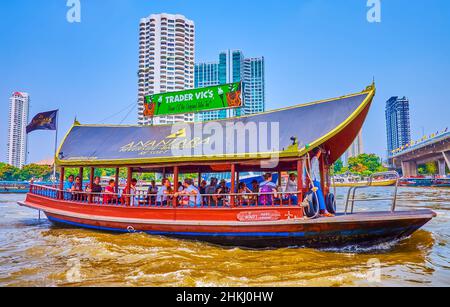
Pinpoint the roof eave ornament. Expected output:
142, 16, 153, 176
73, 116, 81, 126
364, 78, 376, 93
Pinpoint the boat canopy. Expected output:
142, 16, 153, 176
56, 85, 375, 168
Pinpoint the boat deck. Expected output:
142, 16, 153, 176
302, 209, 436, 224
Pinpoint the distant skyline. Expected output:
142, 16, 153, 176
1, 0, 449, 163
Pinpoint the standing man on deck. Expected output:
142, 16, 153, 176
311, 148, 334, 217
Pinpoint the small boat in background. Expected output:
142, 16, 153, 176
400, 177, 450, 188
0, 181, 53, 194
332, 174, 397, 188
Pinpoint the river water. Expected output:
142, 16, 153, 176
0, 187, 449, 287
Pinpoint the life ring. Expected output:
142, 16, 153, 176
326, 193, 337, 214
304, 192, 319, 218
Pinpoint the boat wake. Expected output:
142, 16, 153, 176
319, 237, 410, 254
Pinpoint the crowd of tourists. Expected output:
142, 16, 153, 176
62, 148, 334, 217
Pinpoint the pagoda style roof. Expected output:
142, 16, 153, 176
56, 84, 375, 168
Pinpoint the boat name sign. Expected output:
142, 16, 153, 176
237, 211, 281, 222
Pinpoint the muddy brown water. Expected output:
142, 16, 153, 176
0, 187, 449, 286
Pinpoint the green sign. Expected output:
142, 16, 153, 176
144, 82, 243, 117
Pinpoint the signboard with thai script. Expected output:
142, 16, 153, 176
144, 82, 242, 117
237, 211, 282, 222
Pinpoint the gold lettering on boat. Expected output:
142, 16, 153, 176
119, 136, 211, 155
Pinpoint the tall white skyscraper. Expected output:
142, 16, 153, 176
7, 92, 29, 169
138, 13, 195, 125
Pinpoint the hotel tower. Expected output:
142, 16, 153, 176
7, 92, 29, 169
137, 13, 195, 125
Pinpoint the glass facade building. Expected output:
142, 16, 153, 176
195, 50, 265, 122
386, 96, 412, 156
243, 57, 265, 115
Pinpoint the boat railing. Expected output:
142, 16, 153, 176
344, 171, 400, 214
29, 184, 303, 209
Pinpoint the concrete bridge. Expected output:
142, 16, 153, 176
391, 131, 450, 177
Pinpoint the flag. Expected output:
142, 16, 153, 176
26, 110, 58, 134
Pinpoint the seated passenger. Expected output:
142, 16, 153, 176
73, 176, 83, 192
284, 173, 299, 205
259, 173, 278, 206
176, 179, 202, 207
214, 179, 230, 206
156, 178, 172, 206
72, 176, 85, 201
148, 180, 158, 194
237, 182, 252, 206
199, 180, 208, 204
178, 182, 184, 192
64, 175, 75, 191
147, 180, 158, 205
103, 179, 117, 204
86, 176, 102, 203
123, 179, 139, 206
199, 180, 207, 194
205, 178, 218, 206
86, 176, 102, 194
63, 175, 75, 200
250, 180, 260, 205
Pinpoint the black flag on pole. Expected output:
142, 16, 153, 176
26, 110, 58, 134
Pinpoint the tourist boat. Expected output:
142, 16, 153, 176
399, 177, 450, 188
18, 84, 437, 248
0, 181, 52, 194
332, 175, 397, 188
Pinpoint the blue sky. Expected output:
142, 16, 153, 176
1, 0, 449, 163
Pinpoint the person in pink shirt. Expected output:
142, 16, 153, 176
103, 179, 117, 204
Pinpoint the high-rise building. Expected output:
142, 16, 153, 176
7, 92, 29, 169
194, 62, 223, 121
342, 130, 364, 166
138, 13, 195, 125
386, 96, 412, 156
195, 62, 219, 88
243, 57, 265, 115
195, 50, 265, 122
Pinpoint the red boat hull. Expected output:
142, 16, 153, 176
19, 194, 436, 249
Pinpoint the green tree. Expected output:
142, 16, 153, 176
19, 164, 53, 181
347, 154, 387, 176
418, 162, 438, 175
333, 159, 343, 174
0, 163, 21, 181
425, 162, 438, 175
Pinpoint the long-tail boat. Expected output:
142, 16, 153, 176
18, 84, 436, 248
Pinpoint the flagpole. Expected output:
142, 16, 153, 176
53, 111, 59, 183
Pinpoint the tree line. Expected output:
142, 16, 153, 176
0, 163, 53, 181
332, 153, 444, 176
